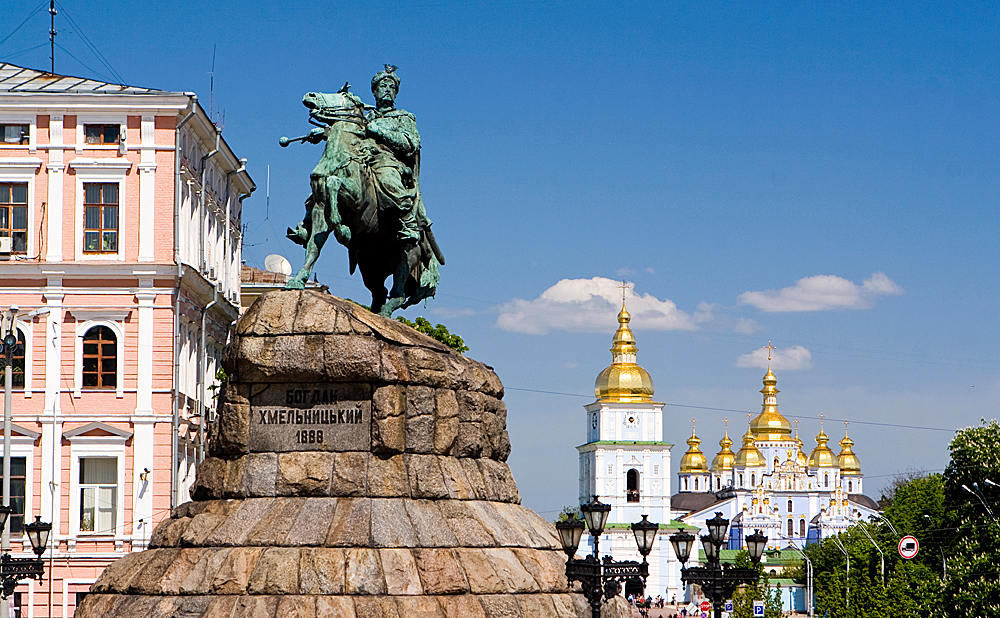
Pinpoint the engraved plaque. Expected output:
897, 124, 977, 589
249, 383, 371, 452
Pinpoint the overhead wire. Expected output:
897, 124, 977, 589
54, 2, 126, 85
0, 0, 48, 49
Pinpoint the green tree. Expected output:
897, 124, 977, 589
554, 505, 583, 524
941, 419, 1000, 615
395, 316, 470, 353
729, 551, 783, 618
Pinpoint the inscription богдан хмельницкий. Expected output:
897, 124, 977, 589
249, 383, 371, 452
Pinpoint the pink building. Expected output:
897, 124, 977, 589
0, 63, 254, 617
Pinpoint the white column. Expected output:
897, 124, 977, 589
131, 419, 155, 550
137, 117, 157, 262
46, 117, 64, 262
135, 287, 156, 415
42, 284, 64, 551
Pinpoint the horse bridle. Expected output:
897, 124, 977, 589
309, 105, 366, 127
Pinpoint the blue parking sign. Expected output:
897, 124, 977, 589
753, 601, 765, 617
725, 600, 734, 613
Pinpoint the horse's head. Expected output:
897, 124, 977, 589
302, 91, 365, 126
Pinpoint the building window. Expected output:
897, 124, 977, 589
683, 477, 689, 491
626, 469, 640, 502
0, 182, 28, 254
694, 477, 699, 491
653, 465, 659, 476
607, 464, 613, 475
79, 457, 117, 533
824, 473, 829, 488
0, 124, 28, 144
751, 473, 755, 487
7, 457, 25, 535
800, 518, 806, 537
716, 477, 721, 490
739, 473, 744, 487
84, 124, 119, 145
83, 183, 118, 253
787, 518, 793, 536
848, 480, 853, 492
788, 499, 793, 513
82, 326, 116, 388
10, 329, 25, 388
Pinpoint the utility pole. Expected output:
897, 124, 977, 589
48, 0, 57, 74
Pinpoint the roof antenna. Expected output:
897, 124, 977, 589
48, 0, 57, 74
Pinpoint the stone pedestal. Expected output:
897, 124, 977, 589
76, 291, 628, 618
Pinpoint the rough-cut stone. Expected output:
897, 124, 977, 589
413, 548, 468, 594
74, 291, 598, 618
277, 452, 334, 496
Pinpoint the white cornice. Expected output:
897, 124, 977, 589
0, 157, 43, 172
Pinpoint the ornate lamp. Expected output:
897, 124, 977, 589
24, 517, 51, 557
701, 534, 719, 563
669, 530, 695, 565
555, 518, 585, 558
580, 497, 611, 537
745, 529, 768, 564
631, 514, 659, 558
705, 512, 729, 547
2, 332, 15, 351
0, 505, 11, 534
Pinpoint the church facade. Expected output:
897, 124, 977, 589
576, 302, 880, 603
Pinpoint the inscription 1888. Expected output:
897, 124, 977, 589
249, 383, 371, 452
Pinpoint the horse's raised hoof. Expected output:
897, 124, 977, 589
284, 278, 306, 290
379, 297, 406, 317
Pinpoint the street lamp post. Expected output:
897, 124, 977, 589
0, 307, 18, 618
555, 497, 659, 618
669, 513, 768, 618
0, 508, 51, 598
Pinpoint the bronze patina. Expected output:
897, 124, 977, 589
283, 65, 443, 316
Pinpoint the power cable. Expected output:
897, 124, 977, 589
0, 0, 47, 49
54, 2, 125, 84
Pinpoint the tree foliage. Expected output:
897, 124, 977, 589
395, 316, 470, 353
728, 551, 783, 618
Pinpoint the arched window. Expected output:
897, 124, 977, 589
10, 329, 25, 388
751, 473, 755, 487
787, 499, 793, 513
627, 469, 640, 502
716, 477, 721, 490
739, 473, 744, 487
800, 518, 806, 537
684, 477, 689, 491
787, 518, 793, 536
848, 480, 853, 492
824, 473, 829, 488
694, 477, 699, 491
82, 326, 117, 388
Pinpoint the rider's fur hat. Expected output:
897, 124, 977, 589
371, 64, 401, 94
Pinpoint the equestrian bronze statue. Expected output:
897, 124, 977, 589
282, 65, 444, 317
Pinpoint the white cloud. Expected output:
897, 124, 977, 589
616, 267, 636, 276
429, 306, 476, 318
737, 345, 814, 370
645, 267, 656, 274
496, 277, 696, 334
738, 272, 904, 312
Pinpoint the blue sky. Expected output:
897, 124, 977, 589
4, 0, 998, 518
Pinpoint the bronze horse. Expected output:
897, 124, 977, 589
283, 90, 442, 316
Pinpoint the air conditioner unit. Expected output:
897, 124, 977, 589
0, 237, 11, 255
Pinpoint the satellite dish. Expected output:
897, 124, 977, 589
264, 254, 292, 276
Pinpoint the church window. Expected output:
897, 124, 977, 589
774, 457, 779, 469
716, 477, 721, 490
694, 478, 699, 491
626, 469, 640, 502
608, 464, 614, 475
800, 518, 806, 537
787, 519, 793, 536
653, 465, 659, 475
751, 473, 755, 487
787, 499, 793, 513
739, 473, 744, 487
824, 473, 829, 488
848, 480, 853, 492
684, 478, 689, 491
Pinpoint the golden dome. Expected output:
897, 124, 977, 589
808, 427, 838, 468
680, 423, 709, 472
750, 367, 792, 440
594, 302, 655, 402
734, 424, 766, 468
711, 424, 736, 472
794, 422, 808, 468
838, 429, 862, 476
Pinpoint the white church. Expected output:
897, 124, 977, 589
577, 300, 881, 601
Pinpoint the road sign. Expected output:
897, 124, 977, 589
700, 613, 707, 618
700, 600, 711, 612
899, 535, 919, 559
725, 600, 734, 613
753, 600, 765, 617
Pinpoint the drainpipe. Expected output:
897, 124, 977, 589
200, 130, 221, 274
198, 298, 217, 464
172, 96, 197, 510
225, 158, 247, 300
